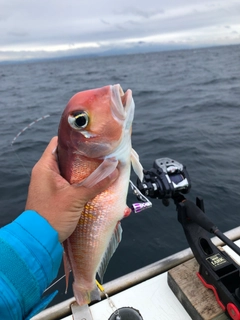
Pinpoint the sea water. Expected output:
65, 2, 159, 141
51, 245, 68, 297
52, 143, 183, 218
0, 44, 240, 304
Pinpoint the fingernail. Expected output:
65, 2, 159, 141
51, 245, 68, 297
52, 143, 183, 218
52, 146, 57, 155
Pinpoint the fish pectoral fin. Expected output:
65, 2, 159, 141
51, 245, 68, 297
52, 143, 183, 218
97, 222, 123, 283
78, 158, 118, 188
131, 148, 144, 181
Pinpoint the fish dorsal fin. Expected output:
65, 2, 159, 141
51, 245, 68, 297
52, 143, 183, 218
131, 148, 144, 181
78, 158, 118, 188
97, 222, 122, 283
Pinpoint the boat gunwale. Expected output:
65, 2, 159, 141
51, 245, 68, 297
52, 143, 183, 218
32, 226, 240, 320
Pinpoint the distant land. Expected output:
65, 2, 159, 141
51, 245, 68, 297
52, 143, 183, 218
0, 42, 239, 65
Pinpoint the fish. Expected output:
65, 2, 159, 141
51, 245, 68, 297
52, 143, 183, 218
57, 84, 143, 306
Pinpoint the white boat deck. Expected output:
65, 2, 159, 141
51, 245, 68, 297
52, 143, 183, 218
60, 239, 240, 320
62, 271, 191, 320
32, 231, 240, 320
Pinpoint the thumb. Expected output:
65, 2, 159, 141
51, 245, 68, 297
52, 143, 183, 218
36, 136, 59, 172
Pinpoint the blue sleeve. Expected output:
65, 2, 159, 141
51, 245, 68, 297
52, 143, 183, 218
0, 210, 63, 320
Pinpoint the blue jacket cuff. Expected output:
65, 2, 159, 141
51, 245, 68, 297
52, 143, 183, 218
0, 210, 63, 319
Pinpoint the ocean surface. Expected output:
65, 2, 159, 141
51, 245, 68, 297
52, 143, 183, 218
0, 44, 240, 306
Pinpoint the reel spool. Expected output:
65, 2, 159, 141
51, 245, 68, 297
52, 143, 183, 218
108, 307, 143, 320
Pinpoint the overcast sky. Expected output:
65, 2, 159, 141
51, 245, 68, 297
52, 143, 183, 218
1, 0, 240, 61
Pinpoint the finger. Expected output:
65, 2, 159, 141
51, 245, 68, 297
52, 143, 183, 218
38, 136, 59, 169
41, 136, 58, 159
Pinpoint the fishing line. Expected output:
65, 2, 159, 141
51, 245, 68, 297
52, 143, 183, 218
10, 112, 77, 296
43, 273, 68, 293
43, 270, 74, 293
11, 113, 72, 294
11, 115, 51, 176
96, 280, 120, 317
11, 115, 50, 146
11, 144, 31, 177
11, 112, 76, 296
10, 113, 151, 300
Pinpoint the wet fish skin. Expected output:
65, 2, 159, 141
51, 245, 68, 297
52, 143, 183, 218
57, 84, 142, 305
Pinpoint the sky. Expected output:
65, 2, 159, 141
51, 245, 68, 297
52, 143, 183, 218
1, 0, 240, 62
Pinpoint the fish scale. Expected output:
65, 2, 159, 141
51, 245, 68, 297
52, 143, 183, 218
57, 84, 143, 306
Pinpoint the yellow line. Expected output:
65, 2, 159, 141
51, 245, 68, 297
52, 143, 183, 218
96, 280, 105, 292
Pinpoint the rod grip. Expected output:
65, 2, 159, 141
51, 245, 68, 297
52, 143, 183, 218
182, 200, 216, 233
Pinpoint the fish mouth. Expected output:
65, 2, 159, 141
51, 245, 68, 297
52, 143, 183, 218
111, 84, 133, 122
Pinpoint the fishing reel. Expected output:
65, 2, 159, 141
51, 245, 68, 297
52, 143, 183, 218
131, 157, 240, 319
136, 157, 191, 206
130, 157, 191, 213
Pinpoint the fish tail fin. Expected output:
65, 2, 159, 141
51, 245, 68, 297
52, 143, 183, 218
73, 282, 101, 306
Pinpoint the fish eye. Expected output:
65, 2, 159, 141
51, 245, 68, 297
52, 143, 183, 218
69, 111, 89, 129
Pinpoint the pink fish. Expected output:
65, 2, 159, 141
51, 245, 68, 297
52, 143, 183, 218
57, 84, 143, 305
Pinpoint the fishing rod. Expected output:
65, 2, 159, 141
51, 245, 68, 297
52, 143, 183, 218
131, 157, 240, 320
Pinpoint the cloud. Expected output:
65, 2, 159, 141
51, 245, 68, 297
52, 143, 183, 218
8, 31, 29, 38
114, 6, 164, 19
0, 0, 240, 62
100, 19, 111, 26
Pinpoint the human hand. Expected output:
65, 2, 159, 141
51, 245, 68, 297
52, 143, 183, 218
25, 137, 119, 243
